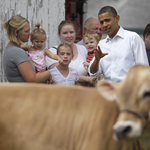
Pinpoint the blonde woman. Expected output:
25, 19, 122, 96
3, 15, 51, 83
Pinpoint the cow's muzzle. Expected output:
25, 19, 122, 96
113, 109, 149, 140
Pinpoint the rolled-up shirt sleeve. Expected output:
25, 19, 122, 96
88, 56, 102, 77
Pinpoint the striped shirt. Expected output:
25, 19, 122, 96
49, 67, 79, 85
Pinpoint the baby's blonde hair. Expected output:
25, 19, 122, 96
3, 15, 29, 45
30, 23, 46, 41
83, 32, 100, 43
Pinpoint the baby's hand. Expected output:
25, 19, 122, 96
83, 61, 90, 68
58, 58, 63, 64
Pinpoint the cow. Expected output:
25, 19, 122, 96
0, 64, 149, 150
111, 65, 150, 148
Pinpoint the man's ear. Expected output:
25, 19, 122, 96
83, 27, 88, 34
97, 80, 118, 101
115, 15, 120, 23
145, 34, 149, 41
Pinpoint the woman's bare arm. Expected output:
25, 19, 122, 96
18, 61, 51, 83
21, 45, 30, 51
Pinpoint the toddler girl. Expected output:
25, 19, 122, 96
22, 23, 62, 73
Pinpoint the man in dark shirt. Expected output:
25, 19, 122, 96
143, 23, 150, 66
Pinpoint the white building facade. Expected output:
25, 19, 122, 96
0, 0, 65, 82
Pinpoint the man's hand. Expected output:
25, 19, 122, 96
94, 46, 108, 60
90, 46, 108, 74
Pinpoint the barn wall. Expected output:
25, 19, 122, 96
0, 0, 65, 82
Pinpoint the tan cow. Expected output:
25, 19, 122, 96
0, 65, 149, 150
111, 65, 150, 148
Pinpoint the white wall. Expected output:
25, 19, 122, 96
0, 0, 65, 82
86, 0, 150, 29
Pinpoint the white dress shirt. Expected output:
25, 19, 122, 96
88, 26, 149, 83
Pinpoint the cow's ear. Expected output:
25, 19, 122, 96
97, 80, 118, 101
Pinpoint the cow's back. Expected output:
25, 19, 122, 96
0, 83, 146, 150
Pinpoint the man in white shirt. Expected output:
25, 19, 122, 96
77, 17, 103, 45
88, 6, 149, 83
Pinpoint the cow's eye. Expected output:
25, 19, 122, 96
143, 91, 150, 98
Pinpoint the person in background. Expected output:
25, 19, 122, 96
143, 23, 150, 66
46, 20, 94, 86
3, 15, 51, 83
49, 43, 79, 85
83, 32, 100, 68
22, 23, 62, 73
88, 6, 149, 83
77, 17, 102, 45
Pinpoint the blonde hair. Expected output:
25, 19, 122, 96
3, 15, 29, 45
57, 43, 73, 55
30, 23, 47, 41
83, 32, 100, 43
58, 20, 76, 35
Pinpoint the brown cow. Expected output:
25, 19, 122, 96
0, 65, 149, 150
110, 65, 150, 148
